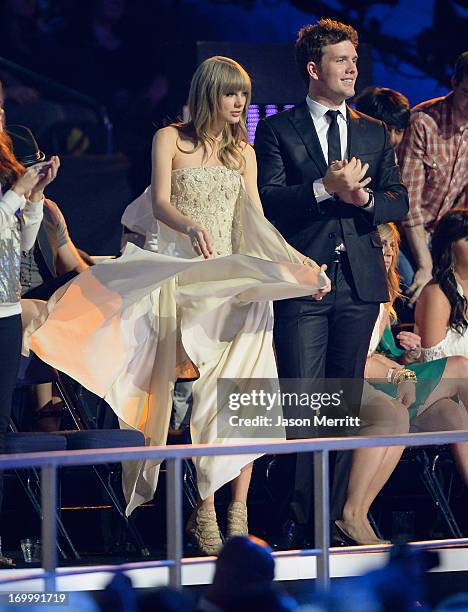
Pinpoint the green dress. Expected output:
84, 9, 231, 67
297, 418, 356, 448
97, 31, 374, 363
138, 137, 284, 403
375, 327, 447, 420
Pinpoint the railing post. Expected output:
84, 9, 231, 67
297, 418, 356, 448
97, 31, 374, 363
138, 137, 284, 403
41, 465, 58, 592
314, 450, 330, 590
166, 457, 183, 587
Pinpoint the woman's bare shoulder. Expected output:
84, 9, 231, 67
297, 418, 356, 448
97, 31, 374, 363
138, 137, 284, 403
153, 125, 179, 144
418, 281, 450, 308
241, 142, 256, 166
416, 281, 451, 344
416, 281, 451, 331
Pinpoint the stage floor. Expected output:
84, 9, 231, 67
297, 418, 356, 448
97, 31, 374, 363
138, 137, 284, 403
1, 540, 467, 592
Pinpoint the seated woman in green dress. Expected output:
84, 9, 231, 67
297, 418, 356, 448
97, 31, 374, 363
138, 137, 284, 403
335, 223, 468, 546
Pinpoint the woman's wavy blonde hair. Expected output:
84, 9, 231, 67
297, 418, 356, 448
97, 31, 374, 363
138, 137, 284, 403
378, 223, 404, 320
174, 56, 251, 171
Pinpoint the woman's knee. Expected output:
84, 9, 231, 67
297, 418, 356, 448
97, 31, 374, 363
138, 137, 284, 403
433, 399, 467, 429
448, 355, 468, 379
416, 398, 467, 432
370, 399, 409, 435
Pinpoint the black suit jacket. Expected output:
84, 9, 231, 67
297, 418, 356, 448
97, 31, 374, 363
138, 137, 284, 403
254, 101, 409, 302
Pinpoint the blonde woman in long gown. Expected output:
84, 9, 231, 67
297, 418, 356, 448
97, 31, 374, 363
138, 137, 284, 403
26, 56, 330, 555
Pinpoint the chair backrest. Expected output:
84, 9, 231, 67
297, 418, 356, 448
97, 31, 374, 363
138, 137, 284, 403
5, 431, 67, 453
16, 354, 57, 387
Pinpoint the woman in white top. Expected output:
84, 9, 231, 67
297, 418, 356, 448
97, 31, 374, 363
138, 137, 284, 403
416, 209, 468, 360
0, 114, 59, 564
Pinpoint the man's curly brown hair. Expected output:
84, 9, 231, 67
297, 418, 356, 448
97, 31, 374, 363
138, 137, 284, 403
295, 19, 358, 86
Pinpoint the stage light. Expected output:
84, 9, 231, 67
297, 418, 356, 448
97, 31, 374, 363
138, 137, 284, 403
246, 104, 296, 143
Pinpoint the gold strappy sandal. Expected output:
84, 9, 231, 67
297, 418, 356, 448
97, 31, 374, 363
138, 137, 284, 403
186, 505, 223, 556
226, 501, 248, 538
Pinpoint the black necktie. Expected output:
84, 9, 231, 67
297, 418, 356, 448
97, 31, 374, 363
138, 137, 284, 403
326, 110, 344, 247
326, 109, 342, 165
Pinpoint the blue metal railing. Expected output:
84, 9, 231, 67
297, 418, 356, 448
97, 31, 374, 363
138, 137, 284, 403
0, 430, 468, 591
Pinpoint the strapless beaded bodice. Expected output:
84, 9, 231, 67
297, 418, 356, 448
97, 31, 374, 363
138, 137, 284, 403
171, 166, 242, 257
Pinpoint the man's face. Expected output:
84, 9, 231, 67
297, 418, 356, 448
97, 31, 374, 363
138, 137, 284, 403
387, 125, 405, 149
453, 75, 468, 119
309, 40, 358, 105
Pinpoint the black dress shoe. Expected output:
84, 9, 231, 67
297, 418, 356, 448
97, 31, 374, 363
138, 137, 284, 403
331, 521, 356, 547
278, 519, 307, 550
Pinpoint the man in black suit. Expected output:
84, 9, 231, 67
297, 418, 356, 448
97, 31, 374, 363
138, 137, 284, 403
254, 19, 409, 547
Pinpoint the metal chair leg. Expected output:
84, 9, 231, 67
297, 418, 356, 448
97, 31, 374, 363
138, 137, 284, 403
54, 374, 89, 430
416, 450, 462, 538
51, 375, 151, 556
92, 465, 150, 557
182, 460, 198, 509
7, 421, 80, 560
16, 468, 80, 560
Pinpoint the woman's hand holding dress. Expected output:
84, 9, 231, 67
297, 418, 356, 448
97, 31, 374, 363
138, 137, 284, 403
302, 258, 331, 301
186, 224, 214, 259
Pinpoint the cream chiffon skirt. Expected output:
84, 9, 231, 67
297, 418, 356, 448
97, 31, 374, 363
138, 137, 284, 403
25, 191, 329, 514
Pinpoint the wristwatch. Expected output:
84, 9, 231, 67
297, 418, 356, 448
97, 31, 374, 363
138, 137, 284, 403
361, 187, 374, 209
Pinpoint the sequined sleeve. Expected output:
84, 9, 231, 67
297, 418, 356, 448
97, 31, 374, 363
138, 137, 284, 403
0, 189, 25, 231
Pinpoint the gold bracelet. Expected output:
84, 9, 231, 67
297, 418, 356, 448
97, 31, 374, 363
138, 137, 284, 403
392, 368, 417, 386
392, 368, 416, 385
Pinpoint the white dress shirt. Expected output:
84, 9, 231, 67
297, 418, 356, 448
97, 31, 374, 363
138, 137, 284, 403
307, 96, 347, 204
307, 96, 348, 162
306, 95, 374, 212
